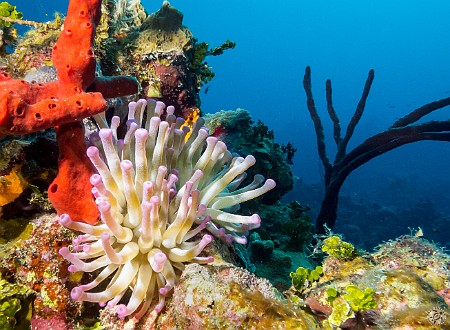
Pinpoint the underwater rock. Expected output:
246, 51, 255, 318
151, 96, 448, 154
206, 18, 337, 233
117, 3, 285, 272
157, 264, 319, 329
372, 235, 450, 296
0, 213, 81, 327
115, 1, 199, 119
291, 235, 450, 329
30, 312, 74, 330
96, 1, 231, 120
4, 15, 62, 77
0, 131, 58, 218
98, 263, 320, 329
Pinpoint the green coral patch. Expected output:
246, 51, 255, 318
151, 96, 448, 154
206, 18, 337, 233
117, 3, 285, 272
321, 235, 356, 260
0, 275, 32, 330
343, 285, 378, 312
0, 2, 23, 28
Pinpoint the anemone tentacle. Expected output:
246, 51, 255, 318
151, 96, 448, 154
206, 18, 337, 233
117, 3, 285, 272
59, 99, 275, 319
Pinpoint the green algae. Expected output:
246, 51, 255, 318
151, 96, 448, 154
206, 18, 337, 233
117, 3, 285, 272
0, 274, 33, 330
0, 2, 22, 28
290, 266, 323, 292
321, 235, 356, 260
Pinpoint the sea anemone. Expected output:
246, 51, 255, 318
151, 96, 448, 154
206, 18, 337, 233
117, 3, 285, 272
58, 99, 275, 318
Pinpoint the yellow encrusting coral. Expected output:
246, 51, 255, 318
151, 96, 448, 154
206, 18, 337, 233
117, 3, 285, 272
0, 165, 27, 207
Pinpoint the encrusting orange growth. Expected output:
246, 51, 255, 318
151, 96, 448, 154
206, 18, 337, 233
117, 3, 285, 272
0, 164, 27, 207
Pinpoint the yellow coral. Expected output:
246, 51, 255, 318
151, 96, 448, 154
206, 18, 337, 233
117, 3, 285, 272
0, 165, 27, 207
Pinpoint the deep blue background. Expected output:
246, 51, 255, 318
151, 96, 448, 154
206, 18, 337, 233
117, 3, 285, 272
13, 0, 450, 240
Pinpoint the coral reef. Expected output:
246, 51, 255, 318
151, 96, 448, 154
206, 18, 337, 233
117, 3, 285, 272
4, 212, 448, 329
238, 226, 314, 291
0, 0, 139, 226
93, 1, 235, 120
290, 265, 323, 292
0, 164, 26, 207
189, 39, 236, 90
256, 201, 312, 252
3, 16, 62, 76
289, 234, 450, 329
0, 0, 310, 328
0, 2, 22, 28
0, 0, 126, 136
248, 232, 275, 260
233, 202, 312, 290
204, 109, 311, 290
322, 284, 377, 328
155, 264, 319, 329
373, 235, 450, 301
2, 1, 448, 329
0, 2, 22, 57
249, 244, 314, 291
0, 213, 81, 329
1, 0, 235, 225
321, 235, 356, 260
0, 0, 137, 227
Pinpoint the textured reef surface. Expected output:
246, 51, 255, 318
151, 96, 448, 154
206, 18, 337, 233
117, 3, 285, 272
0, 0, 449, 329
1, 213, 449, 329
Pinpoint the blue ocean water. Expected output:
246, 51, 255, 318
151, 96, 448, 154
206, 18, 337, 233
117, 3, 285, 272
14, 0, 450, 246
